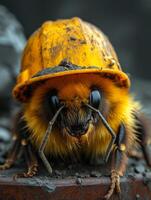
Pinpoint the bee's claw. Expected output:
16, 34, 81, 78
104, 170, 121, 200
0, 135, 39, 179
0, 162, 12, 170
13, 164, 38, 179
0, 139, 21, 171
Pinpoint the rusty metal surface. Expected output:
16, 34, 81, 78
0, 147, 151, 200
0, 170, 151, 200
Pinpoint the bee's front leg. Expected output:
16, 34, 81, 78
0, 135, 21, 170
14, 141, 38, 178
104, 124, 128, 200
0, 136, 38, 178
0, 111, 39, 178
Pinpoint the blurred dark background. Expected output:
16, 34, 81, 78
0, 0, 151, 79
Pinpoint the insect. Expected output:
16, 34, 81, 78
0, 17, 151, 199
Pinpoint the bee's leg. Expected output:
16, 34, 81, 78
127, 149, 143, 159
0, 135, 21, 170
0, 111, 39, 177
135, 112, 151, 166
104, 124, 128, 200
14, 141, 38, 178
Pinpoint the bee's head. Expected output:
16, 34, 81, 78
43, 82, 106, 138
24, 75, 128, 160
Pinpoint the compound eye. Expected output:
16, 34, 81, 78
49, 91, 60, 111
90, 89, 101, 109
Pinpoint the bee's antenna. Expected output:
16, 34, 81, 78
85, 103, 116, 162
38, 104, 65, 174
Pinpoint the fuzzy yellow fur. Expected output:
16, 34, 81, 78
23, 74, 140, 159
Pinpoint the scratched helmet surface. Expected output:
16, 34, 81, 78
13, 17, 130, 102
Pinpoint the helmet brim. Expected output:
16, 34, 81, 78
13, 66, 130, 102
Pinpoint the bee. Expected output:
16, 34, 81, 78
0, 17, 151, 199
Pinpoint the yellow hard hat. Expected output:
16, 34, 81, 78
13, 17, 130, 102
